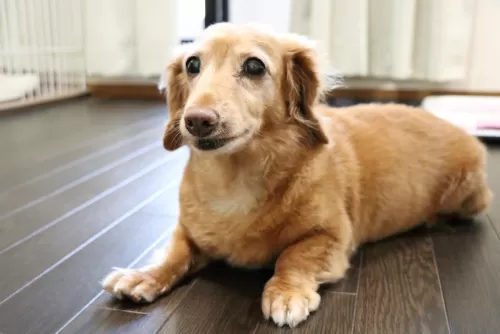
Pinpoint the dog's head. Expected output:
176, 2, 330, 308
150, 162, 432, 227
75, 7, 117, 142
162, 23, 335, 154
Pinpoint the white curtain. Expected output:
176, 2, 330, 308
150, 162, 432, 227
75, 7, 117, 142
85, 0, 178, 77
290, 0, 477, 82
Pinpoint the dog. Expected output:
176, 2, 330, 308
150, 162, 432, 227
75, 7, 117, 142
102, 22, 493, 328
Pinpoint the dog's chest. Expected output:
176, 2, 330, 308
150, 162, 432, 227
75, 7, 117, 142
189, 219, 278, 267
208, 187, 260, 216
207, 174, 265, 215
196, 226, 275, 267
183, 174, 286, 267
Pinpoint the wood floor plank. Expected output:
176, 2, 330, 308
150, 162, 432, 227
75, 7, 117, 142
58, 308, 165, 334
56, 213, 194, 334
0, 98, 141, 138
78, 247, 361, 333
432, 218, 500, 334
485, 145, 500, 237
0, 196, 179, 334
156, 261, 357, 334
353, 233, 449, 334
0, 150, 188, 303
0, 99, 158, 132
58, 237, 195, 334
0, 146, 177, 251
0, 102, 167, 189
0, 129, 161, 216
97, 251, 360, 317
0, 99, 110, 149
0, 100, 164, 167
0, 115, 164, 191
428, 142, 500, 333
1, 114, 156, 174
103, 262, 271, 317
253, 294, 356, 334
157, 267, 266, 334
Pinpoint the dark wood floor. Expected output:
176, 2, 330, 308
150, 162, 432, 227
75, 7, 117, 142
1, 98, 500, 334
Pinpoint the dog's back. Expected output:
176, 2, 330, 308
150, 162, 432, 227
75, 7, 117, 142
318, 103, 492, 244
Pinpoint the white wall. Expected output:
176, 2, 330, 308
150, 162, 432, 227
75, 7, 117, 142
229, 0, 291, 34
177, 0, 205, 39
85, 0, 205, 78
85, 0, 178, 77
83, 0, 500, 90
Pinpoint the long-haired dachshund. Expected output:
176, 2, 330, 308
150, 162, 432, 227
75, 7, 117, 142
103, 23, 492, 328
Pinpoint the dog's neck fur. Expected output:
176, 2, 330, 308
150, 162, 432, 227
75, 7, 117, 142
187, 126, 318, 215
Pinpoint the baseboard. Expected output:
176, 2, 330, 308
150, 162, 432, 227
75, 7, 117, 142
86, 81, 500, 102
333, 88, 500, 101
0, 92, 89, 113
87, 82, 165, 100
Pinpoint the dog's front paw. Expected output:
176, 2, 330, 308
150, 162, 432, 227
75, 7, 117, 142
101, 268, 169, 303
261, 277, 321, 328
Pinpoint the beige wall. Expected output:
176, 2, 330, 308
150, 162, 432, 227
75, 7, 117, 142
325, 0, 500, 92
464, 0, 500, 91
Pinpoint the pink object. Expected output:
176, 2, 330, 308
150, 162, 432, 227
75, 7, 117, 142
477, 120, 500, 130
421, 95, 500, 137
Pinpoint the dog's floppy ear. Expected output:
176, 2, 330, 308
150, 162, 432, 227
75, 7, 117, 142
161, 49, 189, 151
281, 35, 328, 145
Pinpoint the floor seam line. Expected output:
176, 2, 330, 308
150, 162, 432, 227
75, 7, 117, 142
349, 250, 363, 334
325, 291, 357, 296
429, 236, 452, 334
486, 214, 500, 242
95, 307, 150, 315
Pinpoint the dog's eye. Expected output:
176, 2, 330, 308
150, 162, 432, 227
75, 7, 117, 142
242, 57, 266, 76
186, 56, 201, 75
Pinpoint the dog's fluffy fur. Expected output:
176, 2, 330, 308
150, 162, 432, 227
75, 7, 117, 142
103, 23, 493, 327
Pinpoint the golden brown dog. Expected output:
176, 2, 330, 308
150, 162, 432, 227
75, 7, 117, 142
102, 23, 493, 327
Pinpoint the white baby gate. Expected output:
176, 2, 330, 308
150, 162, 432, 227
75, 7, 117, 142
0, 0, 86, 111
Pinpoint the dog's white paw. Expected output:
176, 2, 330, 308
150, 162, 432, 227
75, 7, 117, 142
101, 268, 167, 303
261, 278, 321, 327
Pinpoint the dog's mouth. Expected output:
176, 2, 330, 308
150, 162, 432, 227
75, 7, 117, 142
194, 129, 252, 151
196, 137, 232, 150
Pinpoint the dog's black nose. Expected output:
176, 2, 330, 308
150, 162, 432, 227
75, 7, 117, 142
184, 108, 219, 138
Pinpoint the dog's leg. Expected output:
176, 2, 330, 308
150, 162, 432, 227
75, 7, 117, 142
262, 234, 350, 327
102, 225, 206, 303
